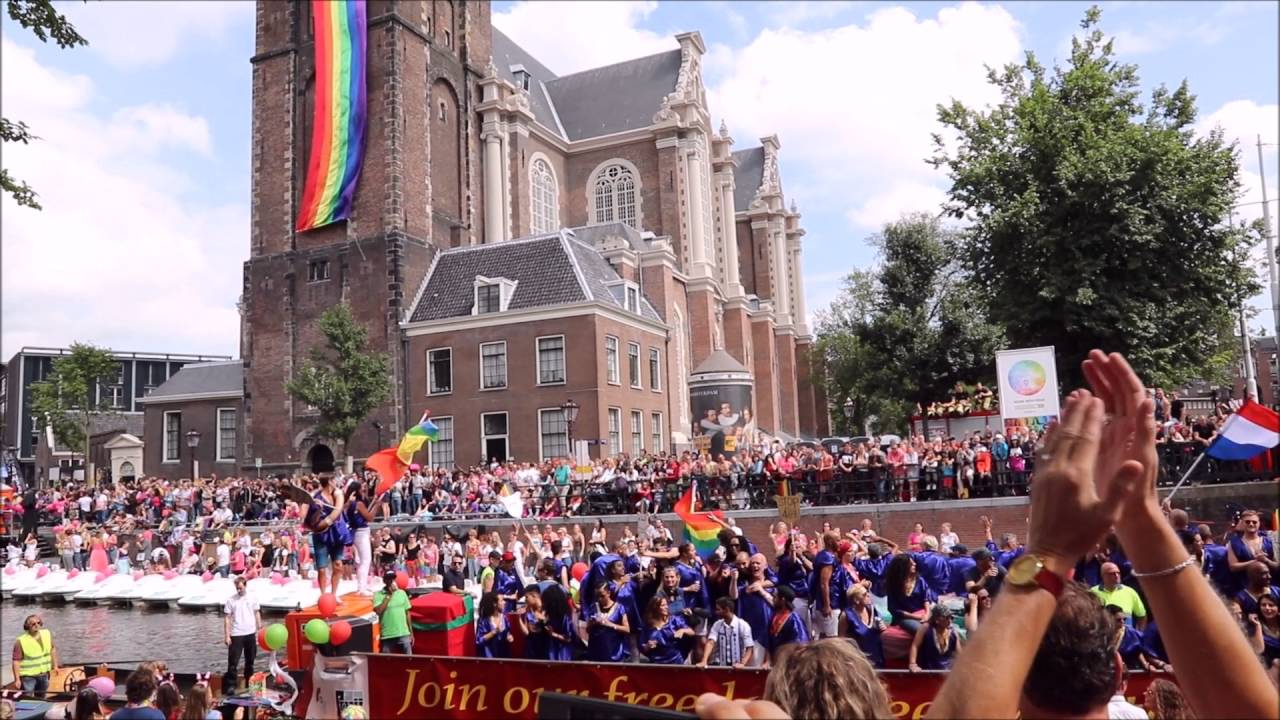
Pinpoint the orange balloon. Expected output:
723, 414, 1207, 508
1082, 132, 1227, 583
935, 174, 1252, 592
328, 620, 353, 646
317, 593, 339, 617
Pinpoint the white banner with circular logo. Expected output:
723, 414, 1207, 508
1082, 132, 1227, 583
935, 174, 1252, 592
995, 346, 1060, 420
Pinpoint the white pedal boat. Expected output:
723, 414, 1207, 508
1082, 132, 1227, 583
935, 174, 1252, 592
108, 573, 171, 605
177, 577, 238, 610
10, 568, 68, 601
72, 573, 138, 605
139, 574, 205, 609
40, 570, 98, 602
1, 565, 40, 599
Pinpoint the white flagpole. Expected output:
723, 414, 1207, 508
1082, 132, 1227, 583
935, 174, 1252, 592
1164, 453, 1206, 504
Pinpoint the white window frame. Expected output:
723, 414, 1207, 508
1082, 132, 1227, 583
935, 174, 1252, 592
479, 341, 508, 390
529, 154, 560, 235
535, 335, 566, 386
605, 336, 620, 385
481, 411, 510, 462
473, 275, 518, 315
630, 409, 643, 455
163, 411, 181, 463
586, 159, 642, 229
649, 348, 662, 392
216, 407, 237, 462
627, 342, 642, 388
625, 284, 640, 314
651, 412, 664, 453
428, 416, 454, 469
538, 407, 569, 461
607, 408, 622, 456
426, 347, 453, 395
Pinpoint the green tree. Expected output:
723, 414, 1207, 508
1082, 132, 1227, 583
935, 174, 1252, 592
816, 214, 1003, 433
285, 303, 391, 462
3, 0, 87, 209
930, 6, 1260, 388
28, 342, 119, 482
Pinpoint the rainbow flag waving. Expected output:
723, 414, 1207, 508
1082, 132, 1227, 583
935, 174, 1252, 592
297, 0, 368, 231
674, 486, 723, 559
396, 418, 439, 464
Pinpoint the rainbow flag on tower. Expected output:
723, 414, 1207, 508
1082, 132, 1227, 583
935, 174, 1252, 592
297, 0, 368, 231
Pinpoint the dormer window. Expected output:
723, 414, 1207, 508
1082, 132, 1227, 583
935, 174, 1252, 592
510, 65, 531, 92
473, 275, 518, 315
625, 285, 640, 313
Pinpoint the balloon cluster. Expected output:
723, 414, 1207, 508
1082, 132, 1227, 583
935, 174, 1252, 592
302, 593, 354, 647
256, 623, 289, 652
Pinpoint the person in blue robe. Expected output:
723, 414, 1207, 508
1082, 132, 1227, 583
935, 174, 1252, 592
844, 584, 886, 668
586, 584, 631, 662
475, 591, 512, 659
639, 595, 694, 664
767, 585, 809, 662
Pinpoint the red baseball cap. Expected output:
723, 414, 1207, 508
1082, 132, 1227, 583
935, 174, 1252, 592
501, 551, 515, 562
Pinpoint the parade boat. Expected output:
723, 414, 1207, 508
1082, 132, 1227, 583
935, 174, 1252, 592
138, 573, 204, 609
106, 572, 170, 606
176, 576, 238, 611
0, 564, 40, 600
10, 568, 68, 602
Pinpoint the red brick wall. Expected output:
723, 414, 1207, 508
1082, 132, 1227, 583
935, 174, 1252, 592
564, 140, 662, 235
795, 338, 816, 437
751, 319, 777, 435
722, 303, 753, 371
775, 332, 798, 436
686, 288, 717, 371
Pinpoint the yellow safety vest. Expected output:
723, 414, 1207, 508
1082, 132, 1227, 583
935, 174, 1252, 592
17, 629, 52, 677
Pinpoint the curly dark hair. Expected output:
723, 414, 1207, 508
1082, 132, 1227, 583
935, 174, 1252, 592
884, 553, 915, 601
1023, 583, 1119, 716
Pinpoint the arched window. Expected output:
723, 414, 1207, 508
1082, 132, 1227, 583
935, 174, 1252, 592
590, 161, 639, 228
530, 157, 558, 234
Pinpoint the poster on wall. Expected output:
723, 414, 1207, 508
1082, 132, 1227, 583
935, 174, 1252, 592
995, 346, 1060, 420
689, 384, 754, 457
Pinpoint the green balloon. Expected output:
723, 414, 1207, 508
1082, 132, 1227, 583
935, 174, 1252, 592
304, 618, 331, 645
265, 623, 289, 651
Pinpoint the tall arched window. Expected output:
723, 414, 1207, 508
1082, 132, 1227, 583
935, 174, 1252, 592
590, 162, 639, 228
530, 157, 558, 234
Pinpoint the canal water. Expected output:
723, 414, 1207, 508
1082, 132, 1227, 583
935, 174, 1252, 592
2, 602, 233, 675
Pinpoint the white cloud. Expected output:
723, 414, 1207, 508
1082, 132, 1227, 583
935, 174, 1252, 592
709, 3, 1023, 230
60, 0, 252, 68
0, 36, 244, 358
768, 1, 862, 28
492, 1, 675, 75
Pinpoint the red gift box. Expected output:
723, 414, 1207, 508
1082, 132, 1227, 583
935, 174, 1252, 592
411, 592, 475, 657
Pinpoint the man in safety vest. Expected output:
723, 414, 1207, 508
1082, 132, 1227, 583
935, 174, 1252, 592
10, 614, 58, 696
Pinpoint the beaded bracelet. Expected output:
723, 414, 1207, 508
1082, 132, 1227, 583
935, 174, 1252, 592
1130, 555, 1195, 579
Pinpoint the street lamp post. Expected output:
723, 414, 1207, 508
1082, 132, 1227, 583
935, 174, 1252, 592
186, 429, 201, 481
561, 398, 580, 465
842, 398, 855, 435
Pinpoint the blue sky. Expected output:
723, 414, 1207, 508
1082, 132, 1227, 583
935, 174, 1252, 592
1, 1, 1276, 360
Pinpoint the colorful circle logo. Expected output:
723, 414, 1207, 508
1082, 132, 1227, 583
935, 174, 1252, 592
1007, 360, 1047, 396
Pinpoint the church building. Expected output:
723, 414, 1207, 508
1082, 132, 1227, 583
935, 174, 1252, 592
241, 0, 828, 471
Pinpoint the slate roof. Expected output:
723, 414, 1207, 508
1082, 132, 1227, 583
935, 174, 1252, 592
544, 49, 682, 141
732, 147, 764, 212
49, 413, 144, 453
407, 231, 663, 324
691, 349, 750, 376
491, 28, 564, 138
569, 222, 648, 252
141, 361, 243, 402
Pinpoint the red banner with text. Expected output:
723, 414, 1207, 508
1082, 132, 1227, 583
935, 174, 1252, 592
365, 654, 946, 719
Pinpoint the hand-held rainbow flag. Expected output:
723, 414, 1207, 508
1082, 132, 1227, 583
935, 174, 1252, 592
296, 0, 367, 232
367, 448, 407, 497
674, 486, 723, 559
396, 415, 440, 464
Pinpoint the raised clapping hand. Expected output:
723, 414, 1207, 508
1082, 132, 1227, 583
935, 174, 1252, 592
1023, 385, 1146, 573
1079, 350, 1160, 524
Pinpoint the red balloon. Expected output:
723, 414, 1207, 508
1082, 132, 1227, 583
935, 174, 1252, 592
571, 562, 588, 583
257, 628, 271, 652
317, 593, 339, 617
328, 620, 353, 646
395, 571, 409, 590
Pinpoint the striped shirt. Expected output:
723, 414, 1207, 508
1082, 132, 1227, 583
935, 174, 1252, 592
707, 616, 754, 666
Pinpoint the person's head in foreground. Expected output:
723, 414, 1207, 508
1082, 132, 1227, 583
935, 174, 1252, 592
1143, 678, 1195, 720
763, 638, 892, 720
1020, 573, 1121, 717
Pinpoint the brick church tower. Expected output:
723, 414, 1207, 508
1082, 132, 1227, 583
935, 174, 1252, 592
241, 1, 491, 472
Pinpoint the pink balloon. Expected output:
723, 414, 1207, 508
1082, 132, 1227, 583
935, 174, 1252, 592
163, 570, 177, 580
270, 572, 282, 582
52, 525, 64, 534
202, 571, 213, 582
68, 568, 80, 579
143, 530, 153, 542
3, 566, 15, 576
36, 565, 49, 578
132, 570, 144, 580
95, 572, 109, 583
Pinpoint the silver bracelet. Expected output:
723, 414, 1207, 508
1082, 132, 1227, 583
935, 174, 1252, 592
1130, 556, 1196, 579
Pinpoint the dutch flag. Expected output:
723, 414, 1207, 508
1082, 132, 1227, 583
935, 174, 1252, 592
1206, 401, 1280, 461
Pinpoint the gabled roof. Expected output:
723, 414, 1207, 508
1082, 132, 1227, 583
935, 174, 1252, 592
545, 49, 682, 141
691, 349, 751, 376
140, 361, 243, 403
732, 147, 764, 212
406, 231, 663, 324
104, 433, 143, 449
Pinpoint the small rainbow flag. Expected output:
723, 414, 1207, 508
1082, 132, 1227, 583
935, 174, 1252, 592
296, 0, 368, 231
396, 418, 439, 464
498, 483, 524, 520
674, 486, 722, 559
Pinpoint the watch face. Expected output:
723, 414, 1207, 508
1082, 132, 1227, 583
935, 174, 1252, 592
1007, 554, 1041, 585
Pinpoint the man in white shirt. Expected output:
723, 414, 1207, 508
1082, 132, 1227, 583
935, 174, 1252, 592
698, 597, 754, 668
223, 576, 262, 690
216, 539, 231, 577
211, 504, 233, 528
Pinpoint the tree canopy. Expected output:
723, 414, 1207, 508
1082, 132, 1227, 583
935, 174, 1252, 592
285, 303, 391, 456
29, 343, 119, 470
817, 213, 1003, 433
929, 5, 1260, 388
3, 0, 87, 209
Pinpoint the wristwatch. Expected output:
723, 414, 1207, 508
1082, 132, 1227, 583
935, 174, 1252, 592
1006, 554, 1065, 598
